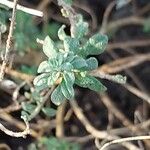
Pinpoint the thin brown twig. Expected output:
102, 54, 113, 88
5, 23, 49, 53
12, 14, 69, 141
108, 119, 150, 136
106, 16, 145, 33
0, 112, 39, 138
0, 113, 30, 138
93, 68, 150, 104
100, 1, 116, 34
0, 0, 18, 81
109, 51, 150, 120
98, 135, 150, 150
99, 93, 150, 147
99, 93, 148, 133
5, 66, 34, 81
100, 0, 133, 34
73, 1, 97, 30
123, 83, 150, 104
137, 3, 150, 15
107, 39, 150, 50
56, 101, 67, 138
98, 53, 150, 74
0, 143, 11, 150
70, 100, 140, 150
0, 103, 21, 113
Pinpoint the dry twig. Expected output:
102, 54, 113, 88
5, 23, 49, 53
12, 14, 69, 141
0, 115, 29, 137
70, 100, 140, 150
97, 135, 150, 150
99, 93, 150, 145
0, 0, 43, 17
56, 101, 67, 138
0, 112, 38, 138
107, 39, 150, 50
98, 53, 150, 74
0, 0, 18, 81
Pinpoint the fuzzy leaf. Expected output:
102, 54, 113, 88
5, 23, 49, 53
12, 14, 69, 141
58, 25, 67, 40
47, 72, 60, 86
38, 61, 51, 73
42, 107, 56, 117
63, 37, 80, 53
64, 52, 75, 63
71, 56, 87, 70
43, 36, 58, 58
21, 111, 29, 121
0, 24, 7, 33
61, 79, 74, 100
51, 85, 66, 105
83, 34, 108, 56
71, 15, 88, 39
48, 58, 59, 69
63, 72, 75, 85
61, 62, 73, 71
58, 0, 73, 6
112, 74, 126, 84
33, 73, 49, 91
57, 53, 64, 66
75, 75, 106, 92
22, 102, 36, 114
63, 0, 73, 6
85, 57, 98, 70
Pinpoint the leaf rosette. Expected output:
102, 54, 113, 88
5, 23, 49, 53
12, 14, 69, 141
34, 17, 108, 105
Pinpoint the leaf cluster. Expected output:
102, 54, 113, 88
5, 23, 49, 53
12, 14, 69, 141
28, 136, 80, 150
21, 91, 56, 121
34, 15, 108, 105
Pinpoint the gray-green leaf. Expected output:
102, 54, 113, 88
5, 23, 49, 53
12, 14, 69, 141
38, 61, 52, 73
58, 25, 67, 40
43, 36, 58, 58
42, 107, 56, 117
112, 74, 126, 84
71, 56, 87, 70
33, 73, 49, 91
85, 57, 98, 70
22, 102, 36, 114
61, 62, 73, 71
51, 85, 66, 105
63, 72, 75, 85
71, 15, 88, 39
60, 80, 74, 100
47, 72, 60, 86
75, 75, 106, 92
83, 34, 108, 56
63, 37, 80, 53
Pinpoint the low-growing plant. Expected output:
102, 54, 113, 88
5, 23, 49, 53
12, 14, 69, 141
0, 0, 127, 149
33, 21, 108, 105
21, 0, 126, 122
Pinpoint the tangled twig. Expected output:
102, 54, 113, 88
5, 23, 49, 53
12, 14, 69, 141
0, 0, 43, 17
